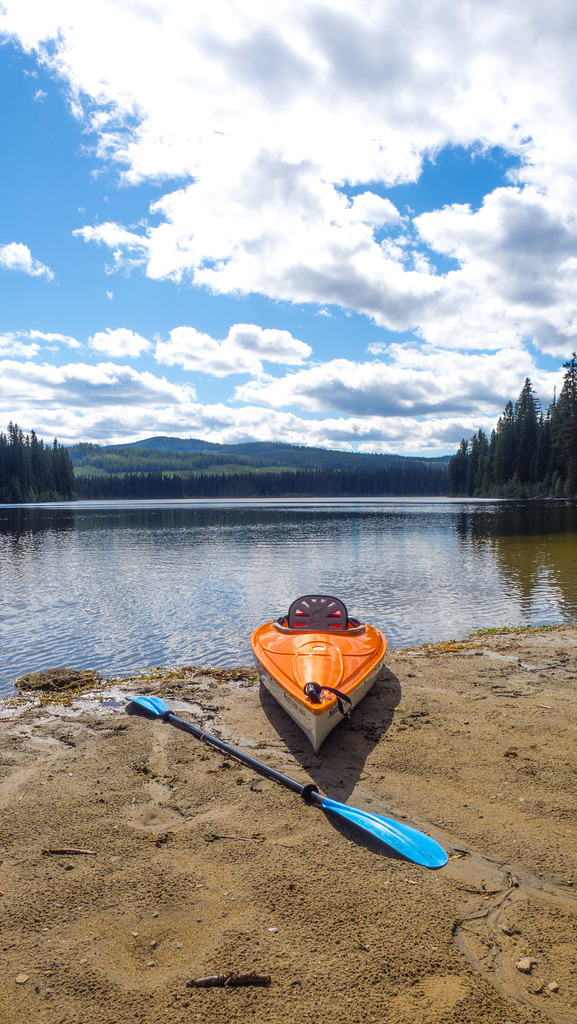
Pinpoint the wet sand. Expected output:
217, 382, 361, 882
1, 625, 577, 1024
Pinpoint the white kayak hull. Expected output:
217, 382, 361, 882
257, 656, 385, 752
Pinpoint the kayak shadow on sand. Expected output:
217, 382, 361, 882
258, 664, 402, 803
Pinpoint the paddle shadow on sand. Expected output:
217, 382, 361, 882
258, 664, 402, 803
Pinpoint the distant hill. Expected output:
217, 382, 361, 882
68, 436, 451, 476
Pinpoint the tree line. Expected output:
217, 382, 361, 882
0, 423, 76, 503
75, 462, 449, 499
449, 355, 577, 497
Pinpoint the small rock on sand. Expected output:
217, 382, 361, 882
516, 956, 536, 973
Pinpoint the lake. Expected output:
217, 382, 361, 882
1, 497, 577, 696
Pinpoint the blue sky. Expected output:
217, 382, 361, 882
0, 1, 575, 454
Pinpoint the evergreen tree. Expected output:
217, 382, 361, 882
514, 378, 540, 484
493, 401, 516, 488
551, 354, 577, 495
448, 439, 469, 495
0, 423, 76, 502
468, 430, 488, 495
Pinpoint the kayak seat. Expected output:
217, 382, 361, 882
287, 594, 348, 631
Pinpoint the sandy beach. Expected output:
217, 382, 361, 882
1, 625, 577, 1024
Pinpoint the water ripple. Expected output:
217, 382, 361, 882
1, 498, 576, 694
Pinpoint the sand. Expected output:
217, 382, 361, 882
1, 625, 577, 1024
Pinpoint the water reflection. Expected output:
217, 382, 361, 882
454, 501, 577, 623
454, 500, 577, 538
1, 498, 576, 695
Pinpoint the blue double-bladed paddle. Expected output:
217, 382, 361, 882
126, 694, 448, 869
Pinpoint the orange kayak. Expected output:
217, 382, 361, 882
251, 595, 387, 752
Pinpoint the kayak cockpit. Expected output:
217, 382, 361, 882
273, 593, 366, 636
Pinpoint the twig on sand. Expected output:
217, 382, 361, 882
204, 833, 263, 843
186, 972, 271, 988
42, 848, 96, 856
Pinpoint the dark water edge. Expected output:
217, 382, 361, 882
1, 497, 576, 696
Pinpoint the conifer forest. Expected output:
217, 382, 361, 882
448, 355, 577, 498
0, 423, 76, 503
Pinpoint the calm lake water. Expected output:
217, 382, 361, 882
1, 497, 577, 696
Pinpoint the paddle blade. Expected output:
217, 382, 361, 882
126, 695, 170, 718
321, 797, 448, 869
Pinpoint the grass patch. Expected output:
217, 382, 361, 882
394, 622, 568, 655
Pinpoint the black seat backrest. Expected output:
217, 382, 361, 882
287, 594, 348, 631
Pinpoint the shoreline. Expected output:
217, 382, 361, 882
1, 621, 568, 709
2, 624, 577, 1024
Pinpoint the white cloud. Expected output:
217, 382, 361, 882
89, 327, 151, 358
0, 333, 42, 358
9, 0, 568, 353
0, 330, 82, 356
347, 192, 401, 227
28, 330, 81, 349
414, 186, 577, 354
0, 359, 195, 406
0, 353, 497, 451
155, 323, 312, 376
0, 242, 53, 279
234, 346, 562, 418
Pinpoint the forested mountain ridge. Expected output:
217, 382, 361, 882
68, 437, 451, 476
1, 428, 450, 502
69, 436, 450, 498
0, 423, 76, 503
449, 355, 577, 498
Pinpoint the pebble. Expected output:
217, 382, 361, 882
516, 957, 536, 973
131, 932, 139, 938
268, 927, 278, 933
15, 974, 29, 985
548, 981, 560, 992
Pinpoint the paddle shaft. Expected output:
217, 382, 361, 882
164, 711, 323, 807
126, 696, 448, 867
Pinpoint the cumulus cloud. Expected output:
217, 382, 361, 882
0, 333, 42, 358
155, 323, 312, 376
28, 330, 81, 349
0, 354, 497, 451
234, 346, 561, 418
414, 186, 577, 354
0, 242, 53, 279
0, 359, 195, 406
89, 327, 151, 358
4, 0, 567, 353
